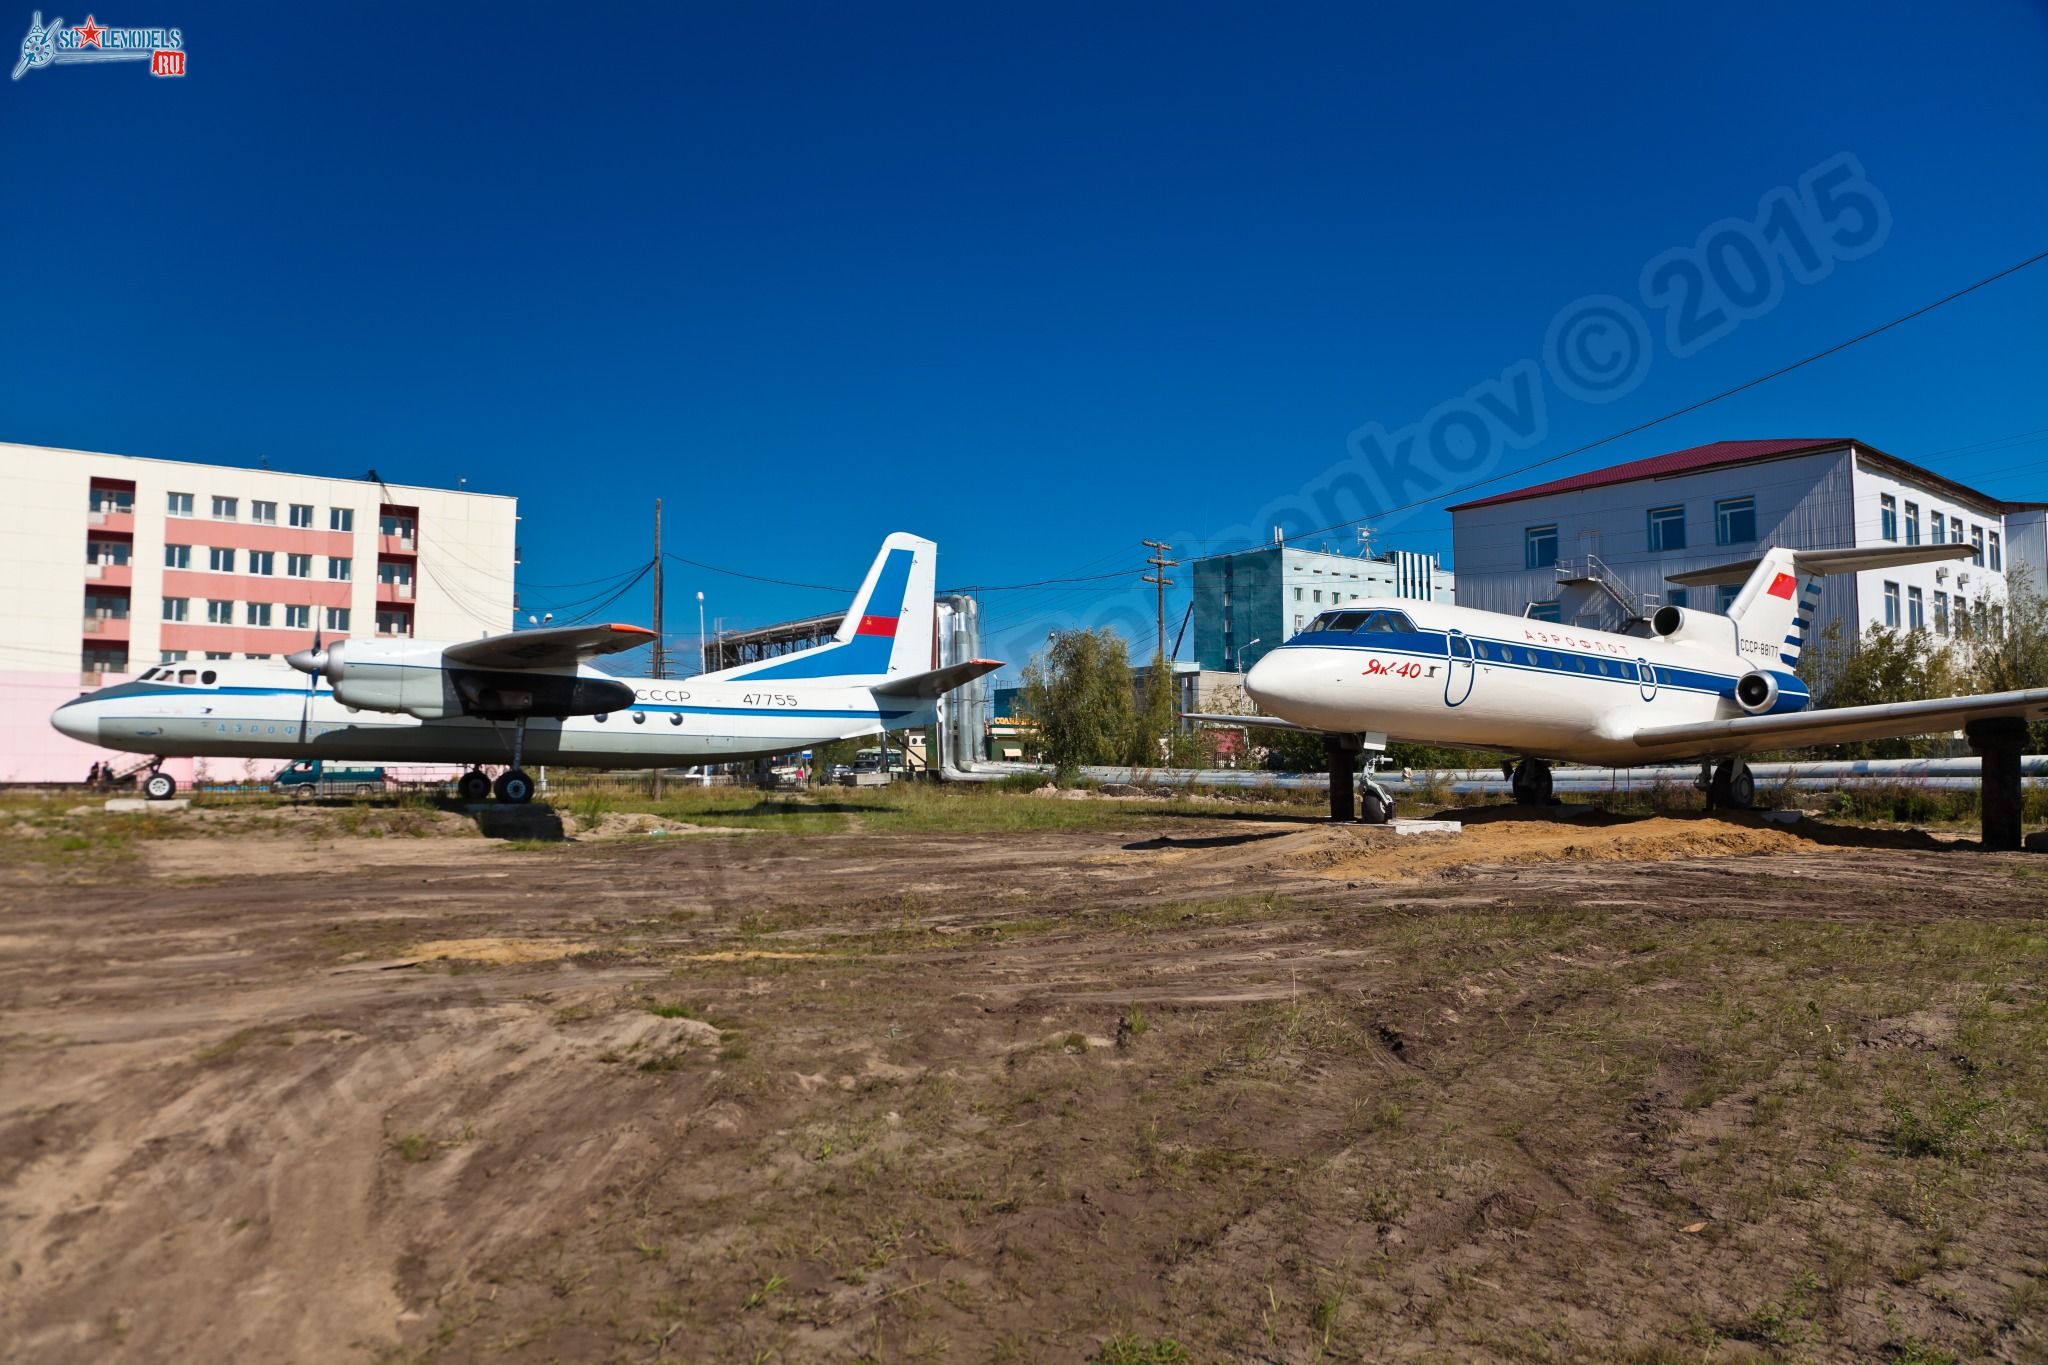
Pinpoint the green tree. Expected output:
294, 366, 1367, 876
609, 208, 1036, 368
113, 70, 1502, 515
1021, 628, 1139, 772
1133, 653, 1180, 768
1801, 619, 1964, 758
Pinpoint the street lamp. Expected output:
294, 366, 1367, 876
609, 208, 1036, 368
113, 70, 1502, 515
696, 590, 706, 674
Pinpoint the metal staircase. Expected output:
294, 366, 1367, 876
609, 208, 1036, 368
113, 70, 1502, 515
1555, 554, 1655, 632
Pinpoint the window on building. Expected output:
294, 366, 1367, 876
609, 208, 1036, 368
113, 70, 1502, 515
1525, 524, 1559, 570
1905, 502, 1920, 545
1971, 526, 1985, 566
246, 602, 273, 627
204, 653, 231, 661
1951, 515, 1963, 545
248, 550, 275, 576
376, 611, 412, 637
86, 539, 131, 565
1883, 581, 1901, 629
251, 500, 277, 525
1667, 588, 1689, 609
244, 654, 272, 661
284, 604, 311, 630
1312, 589, 1322, 603
330, 507, 354, 532
160, 650, 188, 662
1991, 531, 2003, 571
1293, 614, 1304, 632
1955, 595, 1969, 634
207, 599, 234, 625
208, 546, 236, 573
1647, 505, 1687, 553
379, 513, 416, 539
89, 486, 134, 513
164, 543, 191, 569
1528, 601, 1562, 623
289, 503, 314, 528
163, 597, 189, 622
1292, 587, 1302, 602
1716, 584, 1740, 614
167, 491, 193, 516
1931, 510, 1945, 543
84, 592, 129, 620
1934, 590, 1949, 635
1908, 586, 1925, 630
286, 552, 311, 577
325, 606, 351, 631
1879, 493, 1898, 542
1714, 496, 1756, 546
212, 496, 238, 520
328, 556, 352, 581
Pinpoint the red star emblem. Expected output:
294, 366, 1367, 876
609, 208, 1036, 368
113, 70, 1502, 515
76, 15, 103, 47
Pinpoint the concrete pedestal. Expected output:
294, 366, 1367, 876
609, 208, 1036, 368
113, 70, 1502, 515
1967, 717, 2029, 851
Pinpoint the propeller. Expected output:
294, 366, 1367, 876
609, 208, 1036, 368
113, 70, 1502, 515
286, 622, 326, 741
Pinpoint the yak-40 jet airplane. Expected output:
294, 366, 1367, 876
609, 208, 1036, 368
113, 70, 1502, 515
1192, 542, 2048, 822
53, 532, 998, 803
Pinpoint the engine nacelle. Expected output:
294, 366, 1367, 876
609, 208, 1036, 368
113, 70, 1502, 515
322, 640, 635, 721
1651, 604, 1723, 645
326, 639, 460, 719
1732, 668, 1811, 716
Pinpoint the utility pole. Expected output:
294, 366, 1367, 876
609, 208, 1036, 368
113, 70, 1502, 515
1142, 539, 1178, 661
696, 591, 706, 674
651, 500, 665, 679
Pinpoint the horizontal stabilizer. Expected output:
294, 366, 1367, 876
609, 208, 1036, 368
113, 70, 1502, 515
869, 658, 1003, 700
1666, 543, 1972, 588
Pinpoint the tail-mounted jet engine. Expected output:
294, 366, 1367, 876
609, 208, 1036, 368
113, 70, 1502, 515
1732, 668, 1811, 716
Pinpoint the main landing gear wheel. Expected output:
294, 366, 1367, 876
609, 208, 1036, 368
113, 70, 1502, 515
1510, 758, 1553, 806
1360, 787, 1392, 825
494, 769, 536, 804
1707, 759, 1756, 811
142, 771, 177, 801
458, 770, 491, 804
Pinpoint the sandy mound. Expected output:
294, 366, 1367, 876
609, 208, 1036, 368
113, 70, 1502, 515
1133, 811, 1844, 882
409, 937, 596, 964
572, 812, 758, 839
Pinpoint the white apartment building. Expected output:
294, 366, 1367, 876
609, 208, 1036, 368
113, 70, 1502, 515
0, 441, 519, 782
1449, 438, 2043, 643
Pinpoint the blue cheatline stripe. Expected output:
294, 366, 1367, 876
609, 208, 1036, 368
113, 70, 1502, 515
1282, 631, 1742, 698
88, 685, 922, 725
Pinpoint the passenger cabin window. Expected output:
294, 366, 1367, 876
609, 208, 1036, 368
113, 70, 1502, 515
201, 670, 217, 685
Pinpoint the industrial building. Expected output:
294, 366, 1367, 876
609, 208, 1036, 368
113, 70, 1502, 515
1190, 543, 1454, 673
0, 441, 519, 783
1448, 438, 2046, 641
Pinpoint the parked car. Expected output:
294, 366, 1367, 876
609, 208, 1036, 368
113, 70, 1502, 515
271, 759, 388, 797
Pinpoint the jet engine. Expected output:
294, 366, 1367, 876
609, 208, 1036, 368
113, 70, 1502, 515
1650, 604, 1724, 645
1732, 668, 1811, 716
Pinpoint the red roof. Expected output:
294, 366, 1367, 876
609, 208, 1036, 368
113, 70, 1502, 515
1445, 439, 1853, 512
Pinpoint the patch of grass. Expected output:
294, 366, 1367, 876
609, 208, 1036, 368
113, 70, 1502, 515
389, 1132, 435, 1163
1097, 1333, 1190, 1364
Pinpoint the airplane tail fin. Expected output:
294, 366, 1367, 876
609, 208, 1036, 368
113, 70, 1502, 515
701, 533, 937, 683
1667, 543, 1973, 669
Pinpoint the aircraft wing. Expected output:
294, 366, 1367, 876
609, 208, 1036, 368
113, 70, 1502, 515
1631, 687, 2048, 758
442, 623, 656, 671
1183, 712, 1314, 732
869, 659, 1004, 700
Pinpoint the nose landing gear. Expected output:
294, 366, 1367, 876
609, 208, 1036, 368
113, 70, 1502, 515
1703, 758, 1757, 811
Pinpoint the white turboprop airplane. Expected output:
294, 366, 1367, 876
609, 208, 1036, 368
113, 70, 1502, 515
53, 532, 999, 803
1191, 543, 2048, 822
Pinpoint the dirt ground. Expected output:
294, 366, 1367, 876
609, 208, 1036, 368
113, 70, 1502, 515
2, 796, 2045, 1363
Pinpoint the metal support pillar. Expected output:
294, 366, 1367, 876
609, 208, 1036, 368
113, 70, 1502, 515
1325, 734, 1358, 823
1967, 716, 2028, 852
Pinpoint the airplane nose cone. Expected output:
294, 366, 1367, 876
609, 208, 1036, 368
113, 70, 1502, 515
1243, 650, 1285, 711
51, 698, 99, 743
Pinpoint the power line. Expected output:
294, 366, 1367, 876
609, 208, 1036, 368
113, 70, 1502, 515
1278, 245, 2048, 547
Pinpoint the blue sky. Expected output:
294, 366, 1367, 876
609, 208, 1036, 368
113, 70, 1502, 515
5, 1, 2046, 671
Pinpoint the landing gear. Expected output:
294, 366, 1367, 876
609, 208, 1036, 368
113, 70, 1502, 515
458, 770, 491, 804
1510, 758, 1552, 806
1706, 758, 1756, 811
142, 770, 177, 801
493, 769, 536, 804
1360, 785, 1392, 825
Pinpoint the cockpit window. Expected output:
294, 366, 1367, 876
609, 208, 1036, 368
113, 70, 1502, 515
177, 669, 198, 684
1326, 611, 1369, 632
1363, 610, 1417, 633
